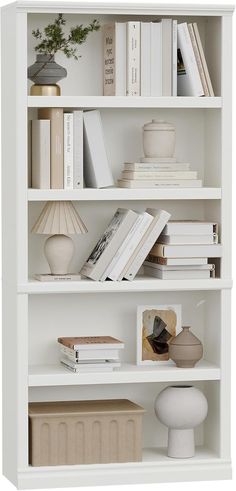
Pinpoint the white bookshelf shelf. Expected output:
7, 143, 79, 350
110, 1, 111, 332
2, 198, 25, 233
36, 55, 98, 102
19, 277, 232, 294
28, 95, 222, 109
28, 361, 220, 387
28, 187, 222, 201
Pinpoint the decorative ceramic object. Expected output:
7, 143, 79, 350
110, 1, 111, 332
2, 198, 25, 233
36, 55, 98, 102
28, 55, 67, 95
31, 201, 87, 275
169, 326, 203, 368
142, 120, 176, 158
154, 385, 208, 458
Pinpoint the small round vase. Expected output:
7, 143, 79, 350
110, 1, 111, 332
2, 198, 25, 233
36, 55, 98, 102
44, 234, 74, 275
154, 385, 208, 458
143, 120, 176, 158
28, 54, 67, 95
169, 326, 203, 368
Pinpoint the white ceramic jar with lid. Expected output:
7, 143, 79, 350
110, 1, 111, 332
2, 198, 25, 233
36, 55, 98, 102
143, 120, 176, 158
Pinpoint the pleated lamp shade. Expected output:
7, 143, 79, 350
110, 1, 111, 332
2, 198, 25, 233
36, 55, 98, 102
31, 201, 88, 235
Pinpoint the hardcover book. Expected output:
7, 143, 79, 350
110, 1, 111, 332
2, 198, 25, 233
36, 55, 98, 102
103, 23, 126, 96
31, 120, 50, 189
177, 22, 204, 96
126, 21, 140, 96
64, 113, 73, 190
58, 336, 124, 350
73, 110, 83, 188
38, 108, 64, 188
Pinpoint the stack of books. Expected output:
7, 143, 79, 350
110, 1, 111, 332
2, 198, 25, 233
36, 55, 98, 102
117, 157, 202, 189
144, 221, 221, 279
81, 207, 171, 281
58, 336, 124, 373
30, 109, 114, 190
103, 20, 213, 97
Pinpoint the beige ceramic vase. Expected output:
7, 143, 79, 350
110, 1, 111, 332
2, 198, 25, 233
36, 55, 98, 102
169, 326, 203, 368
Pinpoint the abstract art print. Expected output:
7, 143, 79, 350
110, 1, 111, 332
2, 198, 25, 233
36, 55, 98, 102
136, 305, 182, 365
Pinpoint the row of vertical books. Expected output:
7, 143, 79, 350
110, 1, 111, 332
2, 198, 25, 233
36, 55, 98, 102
103, 20, 214, 97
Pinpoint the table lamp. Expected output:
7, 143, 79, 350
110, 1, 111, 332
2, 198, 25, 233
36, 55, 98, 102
31, 201, 88, 275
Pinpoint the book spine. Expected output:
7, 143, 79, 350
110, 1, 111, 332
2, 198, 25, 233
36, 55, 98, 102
150, 22, 162, 96
31, 120, 50, 189
38, 108, 64, 188
64, 113, 73, 189
118, 179, 202, 188
150, 243, 222, 258
124, 211, 171, 280
193, 22, 214, 96
103, 24, 115, 96
73, 111, 83, 188
116, 23, 126, 96
172, 20, 178, 96
162, 19, 172, 96
121, 171, 197, 179
28, 120, 32, 187
141, 22, 151, 96
177, 23, 204, 96
124, 163, 190, 171
126, 21, 140, 96
188, 23, 209, 96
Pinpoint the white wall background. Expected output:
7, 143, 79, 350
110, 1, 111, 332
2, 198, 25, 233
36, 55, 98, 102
0, 0, 235, 490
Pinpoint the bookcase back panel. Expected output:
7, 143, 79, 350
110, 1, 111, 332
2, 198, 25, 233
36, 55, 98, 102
27, 14, 221, 96
28, 200, 221, 276
28, 108, 222, 188
28, 380, 220, 454
28, 290, 220, 366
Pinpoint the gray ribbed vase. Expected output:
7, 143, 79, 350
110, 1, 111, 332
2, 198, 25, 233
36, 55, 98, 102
28, 54, 67, 85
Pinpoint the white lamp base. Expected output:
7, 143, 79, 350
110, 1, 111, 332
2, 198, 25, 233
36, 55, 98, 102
44, 234, 74, 275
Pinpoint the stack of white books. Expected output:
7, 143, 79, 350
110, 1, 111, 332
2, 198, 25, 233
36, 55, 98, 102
117, 157, 202, 189
58, 336, 124, 373
30, 109, 114, 190
103, 20, 214, 97
144, 221, 222, 279
81, 207, 171, 281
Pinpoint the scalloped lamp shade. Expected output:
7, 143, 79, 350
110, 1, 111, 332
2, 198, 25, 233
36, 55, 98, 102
32, 201, 87, 275
31, 201, 88, 235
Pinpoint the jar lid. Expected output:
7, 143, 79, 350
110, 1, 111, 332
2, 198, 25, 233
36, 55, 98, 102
170, 326, 202, 346
143, 120, 175, 131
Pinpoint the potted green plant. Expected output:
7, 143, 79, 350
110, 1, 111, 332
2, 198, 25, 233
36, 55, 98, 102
28, 14, 100, 95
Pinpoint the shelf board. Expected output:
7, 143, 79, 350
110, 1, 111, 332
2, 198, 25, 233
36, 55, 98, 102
28, 187, 222, 202
18, 447, 230, 488
28, 96, 222, 109
19, 277, 232, 294
28, 361, 220, 387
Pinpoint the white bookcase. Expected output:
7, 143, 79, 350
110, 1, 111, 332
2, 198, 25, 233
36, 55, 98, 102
1, 1, 233, 489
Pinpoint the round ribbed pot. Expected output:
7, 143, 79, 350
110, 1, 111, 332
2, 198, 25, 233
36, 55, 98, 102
169, 326, 203, 368
142, 120, 176, 158
28, 54, 67, 85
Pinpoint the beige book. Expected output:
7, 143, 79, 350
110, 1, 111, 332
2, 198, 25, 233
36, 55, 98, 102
188, 23, 209, 96
38, 108, 64, 188
193, 22, 214, 96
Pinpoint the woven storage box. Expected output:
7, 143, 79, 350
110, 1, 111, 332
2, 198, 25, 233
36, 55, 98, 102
29, 399, 145, 466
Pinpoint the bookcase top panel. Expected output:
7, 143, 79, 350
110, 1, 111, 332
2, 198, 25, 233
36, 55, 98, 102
10, 1, 235, 15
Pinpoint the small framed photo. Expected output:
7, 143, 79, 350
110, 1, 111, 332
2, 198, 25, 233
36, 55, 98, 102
137, 305, 182, 365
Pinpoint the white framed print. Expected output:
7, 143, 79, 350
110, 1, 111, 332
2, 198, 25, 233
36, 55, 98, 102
136, 304, 182, 365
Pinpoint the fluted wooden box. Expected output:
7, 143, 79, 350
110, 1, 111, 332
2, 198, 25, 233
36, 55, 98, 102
29, 399, 145, 466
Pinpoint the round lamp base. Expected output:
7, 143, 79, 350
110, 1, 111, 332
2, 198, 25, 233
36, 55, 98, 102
30, 84, 61, 96
44, 234, 74, 275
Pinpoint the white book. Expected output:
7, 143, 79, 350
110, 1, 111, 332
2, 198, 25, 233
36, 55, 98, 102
144, 265, 211, 280
64, 113, 73, 189
123, 208, 171, 281
147, 256, 208, 266
162, 220, 218, 235
188, 23, 209, 96
141, 22, 151, 96
193, 22, 214, 96
103, 23, 126, 96
144, 261, 215, 271
108, 212, 153, 281
124, 162, 191, 171
60, 358, 120, 373
177, 22, 204, 96
150, 243, 222, 258
158, 234, 218, 245
141, 157, 177, 163
83, 110, 114, 188
60, 345, 121, 361
100, 212, 145, 281
151, 22, 162, 96
172, 20, 178, 96
126, 21, 140, 96
31, 120, 50, 189
34, 273, 81, 282
121, 170, 197, 180
28, 120, 32, 187
118, 179, 202, 188
80, 208, 138, 280
162, 19, 172, 96
73, 110, 83, 188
